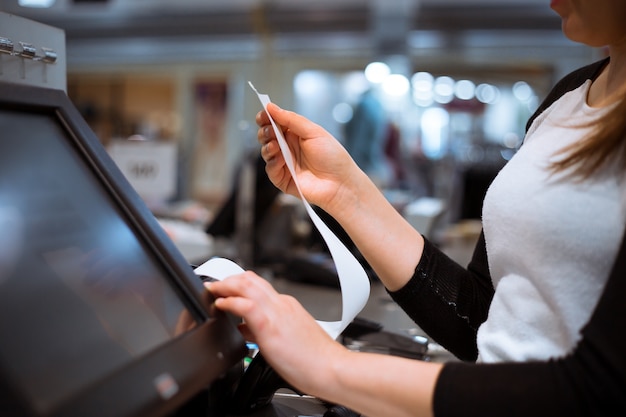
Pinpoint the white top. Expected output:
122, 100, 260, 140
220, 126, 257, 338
477, 80, 626, 362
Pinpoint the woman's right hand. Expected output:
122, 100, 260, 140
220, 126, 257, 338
257, 103, 425, 292
256, 103, 365, 215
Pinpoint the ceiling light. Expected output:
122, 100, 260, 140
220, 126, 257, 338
19, 0, 56, 8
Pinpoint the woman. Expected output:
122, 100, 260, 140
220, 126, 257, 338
207, 1, 626, 416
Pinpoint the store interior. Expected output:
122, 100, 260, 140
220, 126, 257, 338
0, 1, 609, 416
4, 0, 605, 265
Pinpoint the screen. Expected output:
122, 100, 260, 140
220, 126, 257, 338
0, 109, 198, 414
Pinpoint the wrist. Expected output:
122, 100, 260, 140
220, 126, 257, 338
307, 344, 355, 403
322, 167, 374, 223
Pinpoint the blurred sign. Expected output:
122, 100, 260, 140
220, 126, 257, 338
108, 140, 177, 203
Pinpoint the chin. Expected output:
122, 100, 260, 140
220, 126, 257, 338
561, 20, 588, 45
564, 29, 610, 48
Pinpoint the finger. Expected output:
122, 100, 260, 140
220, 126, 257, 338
207, 273, 281, 322
260, 140, 270, 159
255, 109, 270, 127
265, 156, 292, 190
207, 272, 275, 300
258, 106, 297, 143
257, 126, 268, 144
212, 291, 275, 339
261, 138, 286, 168
257, 124, 275, 144
213, 295, 257, 319
261, 140, 282, 163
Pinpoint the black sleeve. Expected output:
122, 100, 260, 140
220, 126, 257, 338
433, 231, 626, 417
388, 233, 494, 362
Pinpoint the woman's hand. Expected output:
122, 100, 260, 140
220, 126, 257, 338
256, 103, 424, 291
256, 103, 364, 216
207, 272, 440, 417
206, 271, 347, 395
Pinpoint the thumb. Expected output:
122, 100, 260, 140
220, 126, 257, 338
266, 102, 326, 139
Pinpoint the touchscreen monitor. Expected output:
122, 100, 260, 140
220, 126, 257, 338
0, 82, 247, 417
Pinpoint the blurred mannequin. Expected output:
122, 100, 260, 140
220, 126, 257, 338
343, 89, 391, 186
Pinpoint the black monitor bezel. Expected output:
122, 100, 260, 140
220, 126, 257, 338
0, 82, 247, 417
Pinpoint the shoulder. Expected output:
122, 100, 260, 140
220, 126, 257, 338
525, 58, 610, 132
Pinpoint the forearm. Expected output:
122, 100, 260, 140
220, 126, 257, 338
310, 349, 442, 417
324, 169, 425, 291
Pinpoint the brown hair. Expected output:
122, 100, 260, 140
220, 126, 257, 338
551, 92, 626, 179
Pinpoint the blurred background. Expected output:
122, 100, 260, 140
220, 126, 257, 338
1, 0, 606, 270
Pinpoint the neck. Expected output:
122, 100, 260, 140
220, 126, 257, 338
589, 45, 626, 107
608, 44, 626, 83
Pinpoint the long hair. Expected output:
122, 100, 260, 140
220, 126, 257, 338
551, 91, 626, 179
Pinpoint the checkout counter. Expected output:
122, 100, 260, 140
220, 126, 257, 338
0, 12, 453, 417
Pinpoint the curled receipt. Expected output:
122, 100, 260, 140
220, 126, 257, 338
194, 82, 371, 340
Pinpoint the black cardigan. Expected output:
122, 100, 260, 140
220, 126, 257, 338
390, 58, 626, 416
